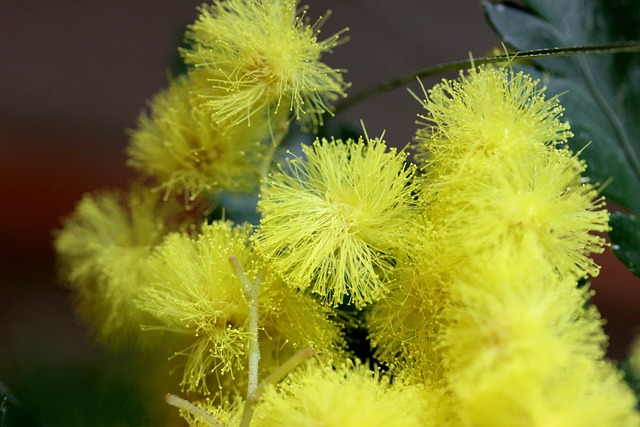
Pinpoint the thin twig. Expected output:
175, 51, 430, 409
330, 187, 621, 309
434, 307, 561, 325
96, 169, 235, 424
333, 40, 640, 114
165, 394, 224, 427
228, 256, 264, 396
239, 348, 314, 427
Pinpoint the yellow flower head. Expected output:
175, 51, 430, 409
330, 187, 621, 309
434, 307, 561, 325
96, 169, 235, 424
427, 147, 609, 280
127, 74, 269, 203
365, 221, 450, 386
253, 360, 440, 427
138, 220, 342, 395
437, 253, 639, 427
455, 356, 640, 427
255, 137, 420, 308
182, 0, 349, 129
414, 66, 571, 178
53, 185, 186, 344
442, 261, 607, 388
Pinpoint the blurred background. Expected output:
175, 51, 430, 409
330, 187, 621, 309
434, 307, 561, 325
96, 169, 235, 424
2, 1, 640, 424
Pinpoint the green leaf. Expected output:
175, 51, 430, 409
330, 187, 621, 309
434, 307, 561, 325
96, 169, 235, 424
483, 0, 640, 214
610, 211, 640, 278
621, 358, 640, 409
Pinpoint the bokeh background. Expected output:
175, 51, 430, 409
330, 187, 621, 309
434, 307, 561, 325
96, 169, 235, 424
2, 1, 640, 424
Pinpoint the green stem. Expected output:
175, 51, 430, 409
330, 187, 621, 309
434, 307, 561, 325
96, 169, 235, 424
260, 120, 290, 180
165, 394, 223, 427
228, 256, 264, 396
239, 348, 314, 427
333, 40, 640, 115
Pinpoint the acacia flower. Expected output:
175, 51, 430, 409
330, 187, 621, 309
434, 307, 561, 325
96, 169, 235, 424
414, 66, 571, 180
127, 74, 269, 203
413, 67, 608, 281
366, 248, 450, 386
438, 252, 640, 426
254, 137, 420, 308
426, 147, 609, 280
181, 0, 349, 129
53, 185, 187, 344
454, 355, 640, 427
253, 360, 443, 427
442, 259, 606, 388
138, 220, 342, 395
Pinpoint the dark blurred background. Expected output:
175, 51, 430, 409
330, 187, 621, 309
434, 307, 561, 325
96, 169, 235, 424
2, 1, 640, 424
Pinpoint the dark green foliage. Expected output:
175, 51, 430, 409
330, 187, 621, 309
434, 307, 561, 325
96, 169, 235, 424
610, 212, 640, 277
484, 0, 640, 278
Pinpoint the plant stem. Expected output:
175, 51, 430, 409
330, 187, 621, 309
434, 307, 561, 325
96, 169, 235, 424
165, 394, 224, 427
246, 270, 264, 396
228, 256, 264, 396
333, 40, 640, 115
239, 348, 314, 427
260, 120, 290, 180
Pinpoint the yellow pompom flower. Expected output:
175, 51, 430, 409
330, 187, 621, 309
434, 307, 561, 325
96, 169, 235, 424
365, 221, 450, 386
255, 137, 421, 308
181, 0, 349, 129
253, 360, 445, 427
53, 185, 186, 344
426, 147, 609, 280
442, 259, 606, 388
455, 356, 640, 427
440, 253, 640, 426
414, 66, 572, 179
138, 220, 342, 395
414, 66, 608, 281
127, 74, 269, 203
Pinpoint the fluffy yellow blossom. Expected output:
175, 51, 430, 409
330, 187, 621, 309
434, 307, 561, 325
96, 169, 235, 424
366, 221, 450, 386
254, 137, 420, 308
433, 239, 640, 425
138, 220, 342, 395
252, 360, 445, 427
438, 250, 640, 426
53, 185, 186, 344
426, 147, 609, 280
455, 356, 640, 427
413, 67, 609, 281
181, 0, 349, 129
414, 66, 572, 179
127, 74, 269, 202
442, 258, 606, 388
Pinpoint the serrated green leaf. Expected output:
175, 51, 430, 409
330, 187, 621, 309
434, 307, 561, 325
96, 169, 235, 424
610, 211, 640, 278
483, 0, 640, 214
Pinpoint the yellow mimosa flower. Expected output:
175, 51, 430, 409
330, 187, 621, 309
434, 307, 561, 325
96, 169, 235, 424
255, 137, 420, 308
139, 220, 342, 395
181, 0, 349, 129
54, 185, 187, 344
127, 74, 269, 203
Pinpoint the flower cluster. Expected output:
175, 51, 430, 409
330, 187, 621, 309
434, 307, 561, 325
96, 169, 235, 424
367, 66, 635, 426
138, 221, 342, 395
53, 1, 640, 426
